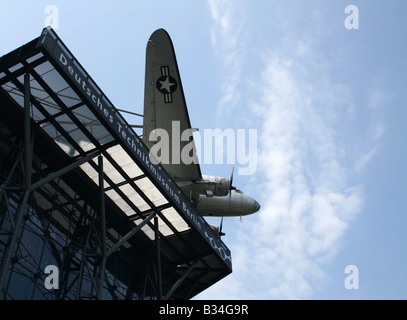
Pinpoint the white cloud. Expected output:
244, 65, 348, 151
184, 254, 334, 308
208, 0, 248, 119
244, 53, 365, 299
200, 0, 383, 300
368, 90, 395, 111
231, 52, 364, 299
367, 89, 394, 141
355, 88, 394, 173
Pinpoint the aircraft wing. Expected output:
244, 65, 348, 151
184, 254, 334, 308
143, 29, 202, 183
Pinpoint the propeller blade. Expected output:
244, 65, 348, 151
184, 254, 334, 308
229, 165, 234, 190
219, 217, 225, 237
229, 165, 236, 201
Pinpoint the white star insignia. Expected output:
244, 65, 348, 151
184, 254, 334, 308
159, 76, 176, 93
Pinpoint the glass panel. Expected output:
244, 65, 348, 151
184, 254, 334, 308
73, 105, 114, 147
107, 145, 144, 179
55, 113, 95, 153
135, 177, 167, 207
79, 160, 99, 185
118, 183, 150, 212
40, 121, 78, 157
56, 86, 81, 108
155, 215, 174, 237
40, 68, 70, 94
2, 82, 23, 107
106, 189, 134, 216
34, 61, 54, 78
103, 157, 125, 185
140, 223, 155, 240
9, 62, 24, 73
161, 207, 190, 232
26, 52, 44, 64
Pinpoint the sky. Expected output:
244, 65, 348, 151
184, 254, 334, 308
1, 0, 406, 299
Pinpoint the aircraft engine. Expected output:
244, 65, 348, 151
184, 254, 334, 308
197, 175, 229, 197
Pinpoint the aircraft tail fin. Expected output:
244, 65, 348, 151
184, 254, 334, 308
143, 29, 202, 182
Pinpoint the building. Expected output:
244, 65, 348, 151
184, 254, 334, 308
0, 28, 232, 300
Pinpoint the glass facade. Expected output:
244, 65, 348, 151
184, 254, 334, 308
0, 116, 145, 299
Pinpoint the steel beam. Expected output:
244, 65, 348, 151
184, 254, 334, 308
106, 212, 155, 258
163, 261, 199, 300
155, 216, 162, 299
29, 150, 100, 192
24, 72, 32, 190
0, 73, 32, 295
97, 155, 106, 299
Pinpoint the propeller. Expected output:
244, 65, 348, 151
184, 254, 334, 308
217, 165, 236, 237
229, 165, 236, 193
219, 217, 225, 237
218, 165, 237, 237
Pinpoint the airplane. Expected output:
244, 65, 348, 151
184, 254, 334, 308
142, 29, 260, 232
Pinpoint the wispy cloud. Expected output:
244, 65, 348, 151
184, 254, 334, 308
199, 0, 386, 300
355, 88, 394, 174
239, 51, 364, 299
208, 0, 249, 119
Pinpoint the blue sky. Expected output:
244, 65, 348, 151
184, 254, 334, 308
1, 0, 406, 299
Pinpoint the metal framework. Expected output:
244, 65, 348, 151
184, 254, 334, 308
0, 28, 231, 300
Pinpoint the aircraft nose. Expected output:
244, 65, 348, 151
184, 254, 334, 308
254, 200, 260, 212
242, 196, 261, 215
